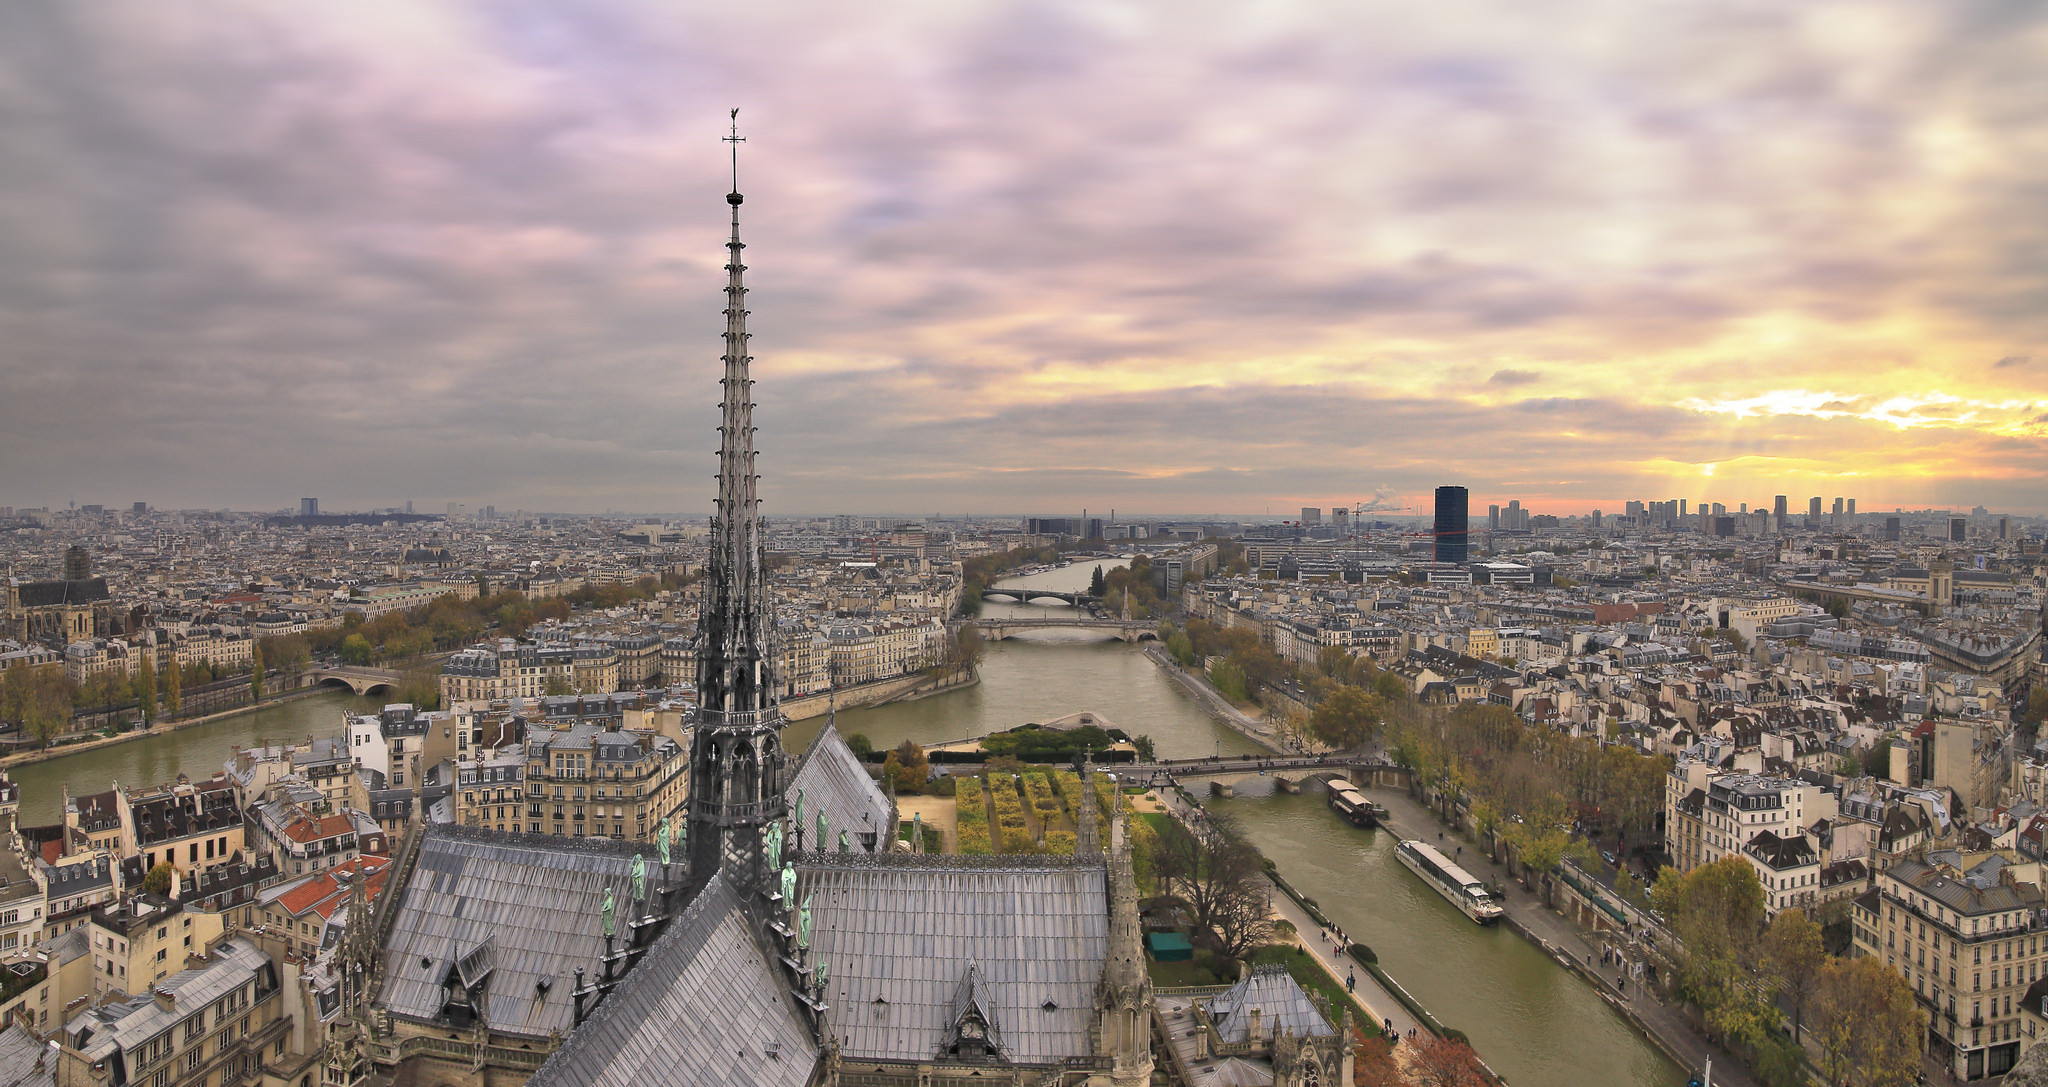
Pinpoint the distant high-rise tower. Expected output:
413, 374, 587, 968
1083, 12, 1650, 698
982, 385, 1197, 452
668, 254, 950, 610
1846, 498, 1856, 519
1300, 507, 1321, 526
1433, 486, 1469, 564
1950, 517, 1967, 542
1809, 496, 1823, 526
1885, 516, 1901, 541
687, 118, 787, 893
1774, 495, 1788, 533
300, 497, 319, 518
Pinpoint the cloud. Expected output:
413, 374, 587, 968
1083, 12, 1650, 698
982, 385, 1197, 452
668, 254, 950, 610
1, 1, 2046, 513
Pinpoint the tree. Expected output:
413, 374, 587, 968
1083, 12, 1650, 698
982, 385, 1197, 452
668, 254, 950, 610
1406, 1035, 1490, 1087
1810, 956, 1920, 1087
543, 675, 575, 696
143, 863, 175, 896
1651, 857, 1767, 1036
953, 624, 984, 670
134, 657, 157, 724
1862, 737, 1894, 779
1309, 685, 1383, 750
845, 733, 874, 759
1130, 734, 1156, 762
249, 643, 265, 703
339, 633, 375, 665
163, 656, 182, 718
1352, 1031, 1404, 1087
1761, 908, 1826, 1044
1089, 565, 1107, 596
891, 740, 929, 794
1153, 810, 1271, 957
397, 665, 442, 710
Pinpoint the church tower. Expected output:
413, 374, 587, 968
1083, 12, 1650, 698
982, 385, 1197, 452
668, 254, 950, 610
687, 113, 788, 893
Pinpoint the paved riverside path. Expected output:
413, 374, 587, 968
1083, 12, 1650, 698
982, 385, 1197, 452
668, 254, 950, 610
1366, 784, 1759, 1087
1152, 787, 1422, 1042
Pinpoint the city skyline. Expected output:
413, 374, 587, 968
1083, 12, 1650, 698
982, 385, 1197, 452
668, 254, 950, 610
3, 3, 2045, 515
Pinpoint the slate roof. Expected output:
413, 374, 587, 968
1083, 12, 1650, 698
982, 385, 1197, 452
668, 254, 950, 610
375, 825, 668, 1040
528, 871, 814, 1087
800, 852, 1109, 1065
10, 578, 108, 608
788, 722, 892, 852
0, 1022, 53, 1087
1206, 963, 1334, 1043
64, 938, 274, 1064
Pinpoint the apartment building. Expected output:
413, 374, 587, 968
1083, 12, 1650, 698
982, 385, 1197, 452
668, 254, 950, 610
122, 778, 248, 880
438, 639, 621, 702
1852, 851, 2047, 1079
56, 936, 293, 1087
1666, 765, 1836, 875
523, 723, 686, 841
87, 894, 225, 998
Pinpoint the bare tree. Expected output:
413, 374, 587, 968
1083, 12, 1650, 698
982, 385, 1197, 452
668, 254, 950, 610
1154, 810, 1271, 956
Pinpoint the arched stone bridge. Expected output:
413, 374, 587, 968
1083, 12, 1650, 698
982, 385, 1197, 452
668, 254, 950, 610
978, 588, 1099, 607
965, 616, 1155, 643
312, 666, 403, 696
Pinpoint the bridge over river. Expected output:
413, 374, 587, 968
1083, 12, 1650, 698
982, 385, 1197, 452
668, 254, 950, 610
309, 665, 404, 696
965, 615, 1155, 642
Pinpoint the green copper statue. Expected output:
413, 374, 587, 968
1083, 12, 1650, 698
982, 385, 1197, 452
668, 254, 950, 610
780, 861, 796, 904
792, 790, 805, 846
765, 821, 784, 872
815, 811, 828, 852
814, 959, 829, 992
837, 828, 850, 853
600, 886, 615, 939
630, 853, 646, 903
797, 893, 814, 949
657, 816, 672, 866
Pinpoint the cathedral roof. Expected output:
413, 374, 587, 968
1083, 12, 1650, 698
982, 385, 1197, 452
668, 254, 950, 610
787, 722, 893, 852
801, 852, 1110, 1065
529, 870, 814, 1087
1206, 963, 1335, 1043
375, 825, 666, 1040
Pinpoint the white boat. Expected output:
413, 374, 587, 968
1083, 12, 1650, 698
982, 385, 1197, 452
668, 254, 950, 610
1395, 839, 1502, 924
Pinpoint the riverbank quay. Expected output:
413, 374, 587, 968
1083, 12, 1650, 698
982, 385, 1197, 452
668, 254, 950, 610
0, 685, 337, 772
1151, 786, 1427, 1046
1142, 644, 1284, 753
780, 664, 978, 721
1367, 783, 1749, 1087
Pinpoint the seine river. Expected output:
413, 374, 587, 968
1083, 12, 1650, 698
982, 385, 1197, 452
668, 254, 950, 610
12, 557, 1678, 1086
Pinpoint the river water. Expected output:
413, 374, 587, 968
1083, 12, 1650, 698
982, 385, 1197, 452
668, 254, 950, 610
12, 561, 1679, 1085
9, 690, 385, 825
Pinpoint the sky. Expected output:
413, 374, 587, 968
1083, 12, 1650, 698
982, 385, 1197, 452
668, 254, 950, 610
2, 1, 2045, 519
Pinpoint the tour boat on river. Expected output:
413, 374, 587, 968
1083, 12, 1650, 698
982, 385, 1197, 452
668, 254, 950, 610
1396, 839, 1503, 923
1326, 779, 1388, 828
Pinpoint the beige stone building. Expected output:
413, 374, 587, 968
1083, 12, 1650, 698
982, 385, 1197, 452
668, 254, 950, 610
1853, 850, 2047, 1079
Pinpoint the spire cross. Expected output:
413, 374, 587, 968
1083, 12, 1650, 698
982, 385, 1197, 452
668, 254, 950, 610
723, 108, 745, 193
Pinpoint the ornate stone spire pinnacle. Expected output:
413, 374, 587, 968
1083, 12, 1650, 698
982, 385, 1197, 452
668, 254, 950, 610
699, 107, 775, 717
688, 111, 788, 891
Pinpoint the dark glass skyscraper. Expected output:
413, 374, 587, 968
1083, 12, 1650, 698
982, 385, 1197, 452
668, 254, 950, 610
1433, 485, 1469, 564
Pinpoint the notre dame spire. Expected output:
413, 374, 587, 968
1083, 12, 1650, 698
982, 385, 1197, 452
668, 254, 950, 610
687, 110, 787, 892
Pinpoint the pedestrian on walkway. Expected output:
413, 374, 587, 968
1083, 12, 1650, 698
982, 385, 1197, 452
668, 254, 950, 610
1346, 972, 1355, 992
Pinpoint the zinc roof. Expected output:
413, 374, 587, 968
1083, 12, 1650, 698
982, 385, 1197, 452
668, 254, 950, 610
375, 825, 665, 1039
801, 852, 1109, 1065
788, 722, 892, 852
527, 872, 814, 1087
